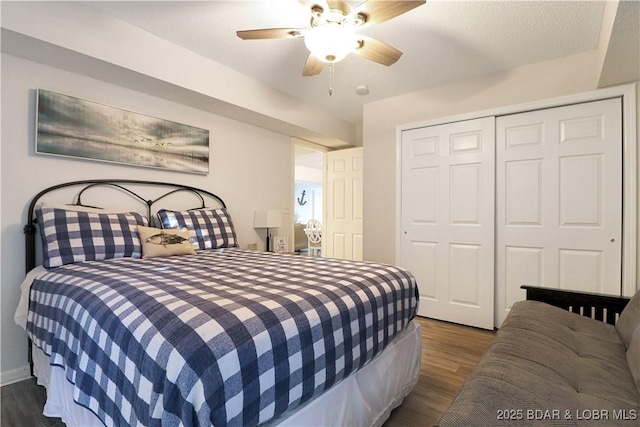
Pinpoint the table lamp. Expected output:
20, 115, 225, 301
253, 209, 282, 252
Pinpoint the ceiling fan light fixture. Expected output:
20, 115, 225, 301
304, 24, 357, 63
237, 0, 426, 80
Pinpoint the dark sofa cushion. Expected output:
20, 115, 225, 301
616, 290, 640, 348
629, 327, 640, 394
617, 290, 640, 394
437, 300, 640, 426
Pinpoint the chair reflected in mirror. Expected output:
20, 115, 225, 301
304, 219, 322, 257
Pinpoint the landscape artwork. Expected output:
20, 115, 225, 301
36, 89, 209, 174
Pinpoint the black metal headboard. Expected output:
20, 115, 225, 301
24, 179, 227, 273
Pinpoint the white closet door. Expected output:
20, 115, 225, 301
325, 147, 363, 260
401, 117, 495, 330
496, 98, 622, 326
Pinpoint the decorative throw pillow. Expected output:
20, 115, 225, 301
36, 207, 148, 268
156, 208, 239, 250
137, 225, 196, 258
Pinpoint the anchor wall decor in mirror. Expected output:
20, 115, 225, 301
35, 89, 210, 174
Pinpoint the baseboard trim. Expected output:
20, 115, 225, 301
1, 365, 31, 387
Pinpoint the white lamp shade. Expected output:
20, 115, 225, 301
304, 24, 357, 63
254, 209, 282, 228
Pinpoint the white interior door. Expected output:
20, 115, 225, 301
496, 98, 622, 326
401, 118, 495, 330
325, 147, 363, 260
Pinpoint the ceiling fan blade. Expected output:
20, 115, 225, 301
236, 28, 304, 40
354, 35, 402, 66
351, 0, 425, 25
299, 0, 330, 12
327, 0, 352, 14
298, 0, 351, 14
303, 54, 325, 76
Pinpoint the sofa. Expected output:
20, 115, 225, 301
437, 286, 640, 426
294, 222, 309, 253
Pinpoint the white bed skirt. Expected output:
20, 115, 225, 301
33, 320, 422, 427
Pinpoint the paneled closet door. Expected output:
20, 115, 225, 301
401, 117, 495, 330
496, 98, 622, 326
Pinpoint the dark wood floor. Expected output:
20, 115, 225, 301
1, 376, 65, 427
0, 317, 495, 427
384, 317, 496, 427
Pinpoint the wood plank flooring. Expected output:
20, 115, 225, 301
1, 376, 64, 427
384, 317, 496, 427
0, 317, 495, 427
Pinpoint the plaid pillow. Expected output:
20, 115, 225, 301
157, 208, 239, 250
36, 207, 148, 268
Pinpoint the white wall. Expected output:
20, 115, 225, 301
294, 182, 322, 225
0, 53, 293, 383
295, 165, 323, 183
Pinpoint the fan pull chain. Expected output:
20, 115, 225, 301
329, 63, 334, 96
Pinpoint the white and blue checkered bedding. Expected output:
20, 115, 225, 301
27, 249, 418, 427
157, 208, 238, 250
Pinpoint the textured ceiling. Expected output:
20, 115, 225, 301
86, 0, 606, 124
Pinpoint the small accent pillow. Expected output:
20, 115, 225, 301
157, 208, 239, 250
137, 225, 196, 258
36, 207, 148, 268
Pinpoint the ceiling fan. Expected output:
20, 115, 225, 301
237, 0, 426, 78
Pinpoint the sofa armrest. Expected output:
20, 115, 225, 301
521, 285, 631, 325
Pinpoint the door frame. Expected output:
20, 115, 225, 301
395, 83, 638, 297
292, 138, 328, 255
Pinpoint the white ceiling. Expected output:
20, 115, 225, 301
85, 0, 606, 125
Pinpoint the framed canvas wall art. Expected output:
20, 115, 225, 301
36, 89, 209, 174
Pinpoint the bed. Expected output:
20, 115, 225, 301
15, 179, 421, 427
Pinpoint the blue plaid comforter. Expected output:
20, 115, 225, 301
27, 249, 418, 427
